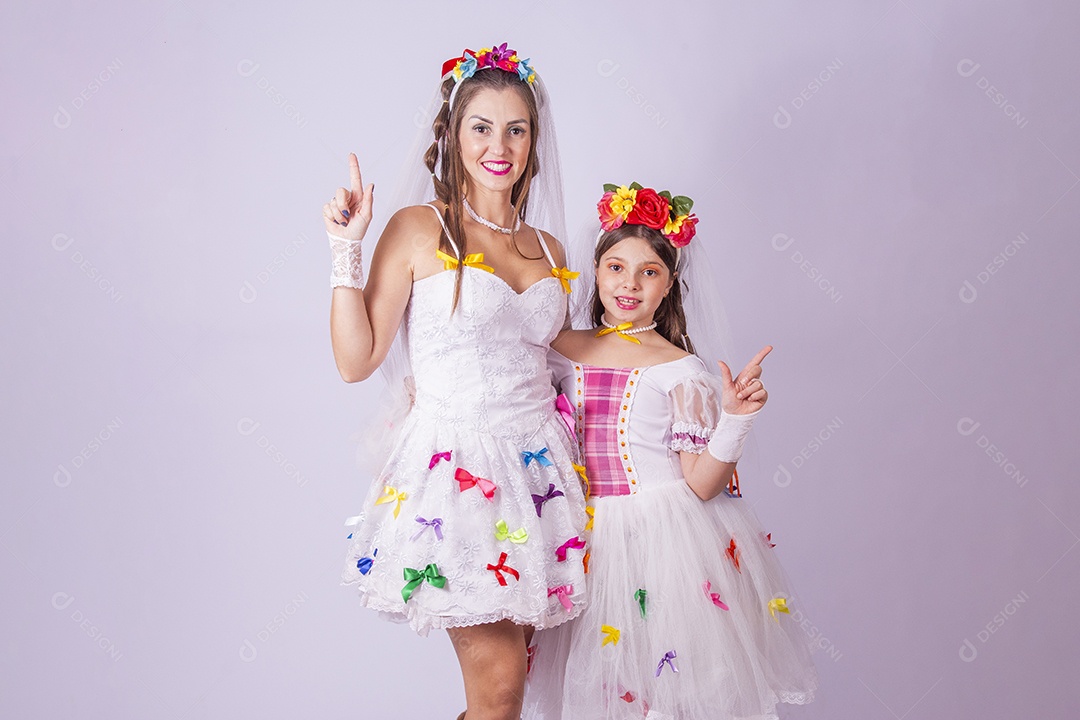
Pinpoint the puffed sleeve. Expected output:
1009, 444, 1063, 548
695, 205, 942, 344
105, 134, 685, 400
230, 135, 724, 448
668, 372, 723, 454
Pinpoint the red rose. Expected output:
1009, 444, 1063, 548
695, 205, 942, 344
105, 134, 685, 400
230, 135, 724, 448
625, 188, 670, 230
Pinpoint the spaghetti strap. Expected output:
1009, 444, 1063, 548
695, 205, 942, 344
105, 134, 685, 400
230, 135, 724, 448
533, 227, 558, 269
425, 203, 461, 259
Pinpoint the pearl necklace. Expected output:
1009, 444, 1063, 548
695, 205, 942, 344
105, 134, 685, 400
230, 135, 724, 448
600, 314, 657, 334
463, 197, 521, 234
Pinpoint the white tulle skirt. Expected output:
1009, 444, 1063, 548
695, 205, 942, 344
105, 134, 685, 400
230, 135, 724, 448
523, 480, 817, 720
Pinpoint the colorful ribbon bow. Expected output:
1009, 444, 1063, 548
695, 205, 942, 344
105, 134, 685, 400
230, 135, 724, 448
455, 468, 496, 499
401, 563, 446, 602
428, 451, 452, 469
436, 249, 494, 273
486, 551, 520, 586
556, 536, 586, 562
547, 584, 574, 611
726, 538, 741, 573
601, 624, 621, 646
550, 266, 580, 294
573, 463, 591, 498
764, 531, 776, 548
634, 588, 647, 618
725, 468, 742, 498
595, 321, 642, 344
585, 505, 595, 531
374, 485, 408, 518
768, 597, 791, 622
494, 519, 529, 544
655, 650, 679, 677
702, 580, 730, 610
555, 394, 576, 435
522, 447, 553, 468
356, 548, 377, 575
531, 483, 565, 517
411, 516, 444, 541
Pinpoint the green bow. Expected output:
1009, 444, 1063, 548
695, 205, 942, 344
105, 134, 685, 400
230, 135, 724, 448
635, 588, 647, 619
494, 519, 529, 544
402, 563, 446, 602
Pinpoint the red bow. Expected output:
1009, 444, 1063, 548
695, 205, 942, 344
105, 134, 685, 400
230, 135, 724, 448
726, 538, 741, 573
441, 48, 476, 77
556, 536, 586, 562
487, 551, 520, 586
455, 468, 496, 500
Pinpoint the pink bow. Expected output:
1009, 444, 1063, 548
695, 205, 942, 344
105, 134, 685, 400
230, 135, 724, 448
556, 536, 586, 562
555, 394, 575, 435
455, 468, 496, 499
547, 584, 574, 611
702, 580, 730, 610
429, 451, 452, 469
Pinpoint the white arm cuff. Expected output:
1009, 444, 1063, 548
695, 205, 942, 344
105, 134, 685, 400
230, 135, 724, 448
706, 408, 762, 464
328, 231, 364, 289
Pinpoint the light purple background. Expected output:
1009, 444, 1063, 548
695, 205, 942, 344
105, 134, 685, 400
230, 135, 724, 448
4, 1, 1077, 718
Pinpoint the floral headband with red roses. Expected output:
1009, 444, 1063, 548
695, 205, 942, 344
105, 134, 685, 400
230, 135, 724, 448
597, 183, 698, 250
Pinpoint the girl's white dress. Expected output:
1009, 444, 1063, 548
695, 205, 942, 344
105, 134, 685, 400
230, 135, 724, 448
340, 207, 589, 636
524, 351, 817, 719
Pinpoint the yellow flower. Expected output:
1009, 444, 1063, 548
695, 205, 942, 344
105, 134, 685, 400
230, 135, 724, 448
663, 213, 688, 236
609, 186, 637, 220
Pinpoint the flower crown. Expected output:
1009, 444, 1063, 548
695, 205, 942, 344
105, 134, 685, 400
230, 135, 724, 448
597, 182, 698, 248
441, 43, 537, 85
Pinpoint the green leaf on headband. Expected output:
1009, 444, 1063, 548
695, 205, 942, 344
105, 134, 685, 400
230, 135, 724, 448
671, 195, 694, 216
603, 183, 618, 193
658, 190, 672, 200
629, 181, 644, 191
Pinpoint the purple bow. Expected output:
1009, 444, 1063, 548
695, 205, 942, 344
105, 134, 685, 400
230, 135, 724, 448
655, 650, 679, 677
429, 451, 452, 470
531, 483, 565, 517
555, 536, 586, 562
411, 516, 444, 541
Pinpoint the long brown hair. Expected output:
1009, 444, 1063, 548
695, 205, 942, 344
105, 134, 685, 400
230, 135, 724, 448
590, 224, 695, 353
423, 70, 541, 310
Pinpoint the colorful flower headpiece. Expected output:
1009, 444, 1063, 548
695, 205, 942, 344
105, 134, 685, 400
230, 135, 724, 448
597, 182, 698, 249
441, 43, 537, 85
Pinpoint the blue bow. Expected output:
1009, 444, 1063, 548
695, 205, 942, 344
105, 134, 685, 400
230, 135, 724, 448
522, 447, 553, 468
357, 548, 378, 575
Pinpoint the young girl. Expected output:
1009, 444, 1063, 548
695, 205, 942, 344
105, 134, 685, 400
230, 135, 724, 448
523, 184, 818, 719
326, 45, 587, 720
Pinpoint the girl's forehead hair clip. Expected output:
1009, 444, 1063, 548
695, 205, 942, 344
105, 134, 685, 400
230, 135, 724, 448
441, 43, 538, 108
595, 182, 699, 266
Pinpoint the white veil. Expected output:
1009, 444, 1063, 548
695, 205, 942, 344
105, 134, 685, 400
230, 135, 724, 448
355, 51, 568, 472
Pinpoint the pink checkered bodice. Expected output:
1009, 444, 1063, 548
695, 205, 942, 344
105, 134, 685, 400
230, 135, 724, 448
550, 350, 715, 497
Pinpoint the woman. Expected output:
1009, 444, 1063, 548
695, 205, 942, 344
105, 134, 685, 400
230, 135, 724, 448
324, 45, 588, 720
